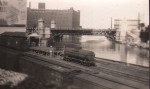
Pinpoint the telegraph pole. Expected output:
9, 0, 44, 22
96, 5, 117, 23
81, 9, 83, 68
138, 13, 140, 30
111, 17, 112, 29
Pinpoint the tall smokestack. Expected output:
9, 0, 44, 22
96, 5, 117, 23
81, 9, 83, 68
29, 2, 31, 8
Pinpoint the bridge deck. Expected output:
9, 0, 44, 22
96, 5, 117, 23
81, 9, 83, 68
51, 28, 116, 36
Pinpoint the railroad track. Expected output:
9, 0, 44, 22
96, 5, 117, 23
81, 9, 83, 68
95, 57, 149, 74
90, 66, 148, 85
80, 69, 148, 89
25, 52, 149, 84
24, 52, 149, 89
94, 58, 149, 84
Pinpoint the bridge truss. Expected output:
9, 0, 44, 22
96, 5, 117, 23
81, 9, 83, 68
51, 28, 117, 40
27, 28, 117, 41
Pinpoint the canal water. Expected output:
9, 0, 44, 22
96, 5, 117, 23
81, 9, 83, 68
60, 35, 149, 67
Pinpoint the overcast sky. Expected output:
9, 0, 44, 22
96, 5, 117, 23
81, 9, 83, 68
27, 0, 149, 29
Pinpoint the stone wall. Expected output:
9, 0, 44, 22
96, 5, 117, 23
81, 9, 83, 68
19, 56, 75, 89
0, 47, 20, 71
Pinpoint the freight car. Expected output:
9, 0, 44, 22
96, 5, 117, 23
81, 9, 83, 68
30, 45, 68, 57
0, 32, 29, 51
63, 48, 95, 66
30, 47, 96, 66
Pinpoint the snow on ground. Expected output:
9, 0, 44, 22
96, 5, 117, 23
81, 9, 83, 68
0, 68, 28, 87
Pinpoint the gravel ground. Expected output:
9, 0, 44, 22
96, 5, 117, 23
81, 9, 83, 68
0, 68, 58, 89
0, 68, 28, 87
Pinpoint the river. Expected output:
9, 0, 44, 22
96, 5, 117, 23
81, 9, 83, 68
60, 35, 149, 67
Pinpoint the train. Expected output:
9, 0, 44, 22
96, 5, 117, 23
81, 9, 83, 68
63, 48, 95, 66
0, 32, 96, 66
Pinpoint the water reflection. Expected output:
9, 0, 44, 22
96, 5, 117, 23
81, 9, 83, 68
59, 35, 149, 67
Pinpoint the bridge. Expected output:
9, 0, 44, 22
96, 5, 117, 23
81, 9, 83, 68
51, 28, 116, 34
27, 28, 117, 41
50, 28, 117, 40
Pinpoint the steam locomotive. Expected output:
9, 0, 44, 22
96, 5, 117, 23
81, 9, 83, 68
63, 48, 95, 66
0, 32, 96, 66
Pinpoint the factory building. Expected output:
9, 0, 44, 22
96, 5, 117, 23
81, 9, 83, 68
27, 3, 81, 29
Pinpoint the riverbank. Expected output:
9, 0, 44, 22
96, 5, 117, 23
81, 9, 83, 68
116, 40, 149, 50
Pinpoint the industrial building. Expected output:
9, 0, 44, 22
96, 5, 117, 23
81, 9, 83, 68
27, 2, 81, 29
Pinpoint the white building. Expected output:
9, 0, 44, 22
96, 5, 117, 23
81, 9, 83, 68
114, 18, 140, 42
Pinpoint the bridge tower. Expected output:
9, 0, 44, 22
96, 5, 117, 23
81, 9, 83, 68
114, 18, 128, 43
51, 20, 56, 29
50, 20, 63, 42
38, 18, 45, 37
37, 18, 49, 47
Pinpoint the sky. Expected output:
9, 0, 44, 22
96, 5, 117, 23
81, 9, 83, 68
27, 0, 149, 29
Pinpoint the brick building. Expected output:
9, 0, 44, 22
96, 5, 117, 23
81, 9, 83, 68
27, 3, 81, 29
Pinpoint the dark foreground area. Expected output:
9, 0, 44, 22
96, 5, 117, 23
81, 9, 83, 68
0, 46, 149, 89
0, 68, 78, 89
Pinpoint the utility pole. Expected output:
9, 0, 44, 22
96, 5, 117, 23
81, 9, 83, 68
111, 17, 113, 29
138, 13, 140, 30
